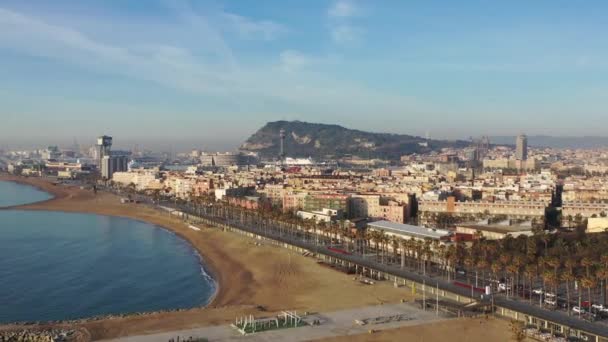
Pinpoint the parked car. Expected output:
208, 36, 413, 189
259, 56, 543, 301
591, 303, 608, 312
498, 283, 511, 292
557, 299, 569, 309
573, 306, 586, 314
544, 298, 557, 306
545, 292, 556, 298
532, 288, 544, 295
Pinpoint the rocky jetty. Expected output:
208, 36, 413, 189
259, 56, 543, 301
0, 329, 79, 342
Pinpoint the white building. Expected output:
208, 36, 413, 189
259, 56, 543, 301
101, 155, 128, 180
367, 220, 451, 242
112, 170, 160, 191
297, 208, 343, 223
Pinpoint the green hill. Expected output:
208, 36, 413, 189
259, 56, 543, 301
240, 120, 469, 160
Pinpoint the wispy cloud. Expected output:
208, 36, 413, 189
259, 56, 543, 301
327, 0, 364, 44
328, 0, 358, 18
0, 5, 420, 122
220, 13, 287, 41
330, 25, 363, 44
279, 50, 311, 72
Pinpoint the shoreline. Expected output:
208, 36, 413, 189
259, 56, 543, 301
0, 174, 425, 341
0, 180, 220, 325
0, 178, 57, 209
0, 175, 224, 317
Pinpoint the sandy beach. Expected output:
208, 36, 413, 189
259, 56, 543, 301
315, 317, 518, 342
0, 175, 420, 339
0, 175, 516, 341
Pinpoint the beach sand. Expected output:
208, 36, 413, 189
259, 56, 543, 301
0, 175, 426, 340
315, 317, 518, 342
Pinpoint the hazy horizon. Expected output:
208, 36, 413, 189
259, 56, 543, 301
2, 0, 608, 147
3, 122, 608, 152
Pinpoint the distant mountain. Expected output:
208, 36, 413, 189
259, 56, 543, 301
240, 121, 470, 160
490, 136, 608, 149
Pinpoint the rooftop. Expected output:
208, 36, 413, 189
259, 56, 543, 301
367, 220, 450, 240
457, 224, 534, 234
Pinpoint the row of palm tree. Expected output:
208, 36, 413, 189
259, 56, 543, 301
439, 231, 608, 316
219, 195, 608, 317
122, 185, 608, 319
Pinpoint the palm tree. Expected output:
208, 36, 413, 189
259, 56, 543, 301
506, 263, 521, 298
546, 257, 561, 296
422, 238, 432, 275
581, 276, 597, 314
596, 266, 608, 308
561, 269, 575, 316
477, 259, 489, 289
379, 230, 389, 264
409, 237, 418, 269
543, 270, 560, 308
539, 232, 551, 256
581, 257, 594, 279
525, 235, 538, 261
499, 253, 512, 285
491, 262, 502, 292
464, 252, 476, 285
390, 235, 403, 262
399, 238, 407, 269
446, 244, 457, 281
541, 270, 556, 308
600, 254, 608, 305
524, 264, 538, 304
437, 244, 447, 276
512, 254, 525, 297
362, 230, 372, 256
370, 230, 381, 262
414, 240, 424, 271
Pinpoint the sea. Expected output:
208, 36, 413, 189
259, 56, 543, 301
0, 180, 215, 323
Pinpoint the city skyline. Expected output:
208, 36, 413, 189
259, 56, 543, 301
2, 0, 608, 148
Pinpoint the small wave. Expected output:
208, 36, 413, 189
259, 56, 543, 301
199, 265, 216, 286
193, 252, 218, 305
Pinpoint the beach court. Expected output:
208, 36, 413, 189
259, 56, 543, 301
101, 303, 448, 342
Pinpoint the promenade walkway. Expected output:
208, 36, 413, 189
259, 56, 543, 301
102, 303, 447, 342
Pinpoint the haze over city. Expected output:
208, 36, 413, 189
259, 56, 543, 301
2, 0, 608, 149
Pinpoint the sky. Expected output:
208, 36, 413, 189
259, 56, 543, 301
1, 0, 608, 150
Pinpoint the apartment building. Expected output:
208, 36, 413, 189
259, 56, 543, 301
350, 194, 409, 223
562, 202, 608, 219
419, 196, 548, 222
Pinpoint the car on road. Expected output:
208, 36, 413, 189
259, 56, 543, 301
544, 298, 557, 307
573, 306, 586, 314
532, 288, 544, 295
591, 303, 608, 313
498, 283, 511, 292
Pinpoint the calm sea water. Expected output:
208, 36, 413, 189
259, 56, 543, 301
0, 181, 53, 207
0, 181, 215, 323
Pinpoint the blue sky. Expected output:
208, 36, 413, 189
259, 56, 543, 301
1, 0, 607, 150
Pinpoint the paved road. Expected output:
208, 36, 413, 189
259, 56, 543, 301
102, 303, 448, 342
171, 204, 608, 338
98, 193, 608, 338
